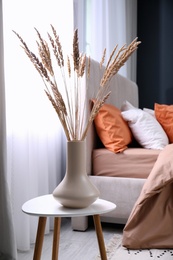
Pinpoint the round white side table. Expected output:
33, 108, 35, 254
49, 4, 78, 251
22, 194, 116, 260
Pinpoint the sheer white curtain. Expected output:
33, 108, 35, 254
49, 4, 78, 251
0, 1, 17, 259
74, 0, 137, 81
3, 0, 73, 251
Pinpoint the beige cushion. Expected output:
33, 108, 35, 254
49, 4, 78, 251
93, 148, 160, 179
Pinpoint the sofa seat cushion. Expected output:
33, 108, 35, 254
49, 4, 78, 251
93, 148, 160, 179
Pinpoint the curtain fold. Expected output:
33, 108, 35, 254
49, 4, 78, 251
75, 0, 137, 81
2, 0, 73, 251
0, 1, 17, 259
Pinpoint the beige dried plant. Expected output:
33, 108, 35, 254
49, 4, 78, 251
13, 26, 141, 141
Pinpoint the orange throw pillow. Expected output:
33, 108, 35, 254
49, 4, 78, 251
94, 103, 132, 153
155, 103, 173, 143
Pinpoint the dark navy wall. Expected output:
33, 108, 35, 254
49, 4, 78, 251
137, 0, 173, 108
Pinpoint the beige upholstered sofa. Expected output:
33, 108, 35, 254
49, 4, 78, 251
71, 58, 160, 231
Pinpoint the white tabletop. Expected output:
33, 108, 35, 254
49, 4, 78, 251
22, 194, 116, 217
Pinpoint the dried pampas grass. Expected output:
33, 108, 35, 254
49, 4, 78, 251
13, 26, 141, 141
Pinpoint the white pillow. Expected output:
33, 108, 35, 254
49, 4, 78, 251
143, 107, 155, 117
121, 100, 134, 110
121, 101, 168, 149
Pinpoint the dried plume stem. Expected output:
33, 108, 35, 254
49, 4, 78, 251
100, 38, 140, 87
81, 92, 111, 141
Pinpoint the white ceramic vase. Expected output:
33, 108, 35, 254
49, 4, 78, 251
53, 140, 100, 208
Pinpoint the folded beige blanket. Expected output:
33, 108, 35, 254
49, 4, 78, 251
122, 144, 173, 249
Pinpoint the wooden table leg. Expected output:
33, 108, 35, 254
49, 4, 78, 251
52, 217, 61, 260
33, 216, 47, 260
93, 215, 107, 260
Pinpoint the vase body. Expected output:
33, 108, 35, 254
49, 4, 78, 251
53, 140, 100, 208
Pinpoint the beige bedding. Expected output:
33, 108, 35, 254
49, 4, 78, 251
93, 148, 160, 178
122, 144, 173, 249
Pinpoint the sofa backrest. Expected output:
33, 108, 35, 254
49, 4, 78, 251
84, 58, 139, 175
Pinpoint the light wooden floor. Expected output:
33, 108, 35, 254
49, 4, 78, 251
17, 217, 123, 260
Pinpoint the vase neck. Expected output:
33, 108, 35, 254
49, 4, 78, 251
66, 141, 86, 175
